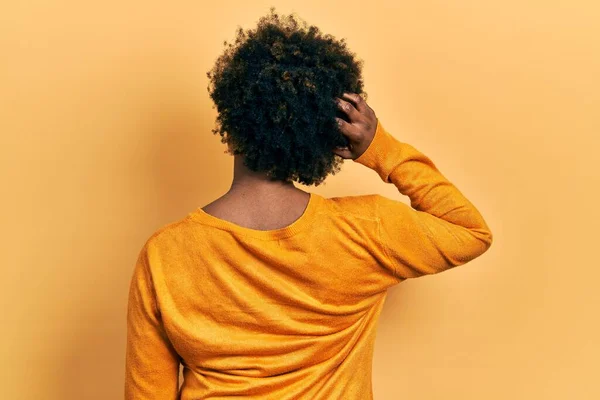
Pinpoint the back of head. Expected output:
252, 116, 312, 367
206, 7, 367, 186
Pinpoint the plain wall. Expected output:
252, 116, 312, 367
1, 1, 598, 399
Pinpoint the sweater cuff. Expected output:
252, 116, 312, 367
353, 118, 401, 182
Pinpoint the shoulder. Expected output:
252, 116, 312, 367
139, 214, 198, 255
131, 214, 205, 282
321, 193, 383, 221
324, 193, 412, 221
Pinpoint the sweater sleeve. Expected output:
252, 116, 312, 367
354, 118, 493, 280
125, 242, 181, 399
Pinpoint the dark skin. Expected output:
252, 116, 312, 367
202, 92, 378, 230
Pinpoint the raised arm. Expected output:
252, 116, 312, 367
334, 93, 493, 280
357, 119, 492, 278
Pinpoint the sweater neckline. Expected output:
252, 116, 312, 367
186, 191, 322, 240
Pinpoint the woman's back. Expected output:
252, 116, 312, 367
124, 119, 493, 399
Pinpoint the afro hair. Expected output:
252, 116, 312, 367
206, 7, 368, 186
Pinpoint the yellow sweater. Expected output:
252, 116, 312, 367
125, 118, 493, 399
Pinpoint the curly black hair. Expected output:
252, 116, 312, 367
206, 7, 367, 186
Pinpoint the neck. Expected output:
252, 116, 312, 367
227, 154, 299, 196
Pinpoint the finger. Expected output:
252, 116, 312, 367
336, 97, 361, 122
332, 145, 353, 159
335, 117, 360, 142
341, 92, 366, 113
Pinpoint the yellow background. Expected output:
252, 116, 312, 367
2, 1, 598, 399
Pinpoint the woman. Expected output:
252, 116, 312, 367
124, 7, 493, 399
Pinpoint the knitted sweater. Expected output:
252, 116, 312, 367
124, 118, 493, 399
